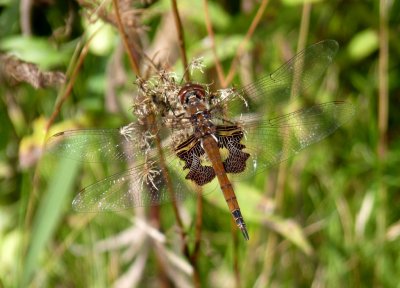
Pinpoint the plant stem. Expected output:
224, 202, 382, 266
376, 0, 389, 284
171, 0, 189, 81
112, 0, 141, 77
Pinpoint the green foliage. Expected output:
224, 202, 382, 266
1, 0, 399, 287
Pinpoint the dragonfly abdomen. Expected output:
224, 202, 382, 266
202, 135, 249, 240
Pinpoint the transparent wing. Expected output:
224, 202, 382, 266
45, 124, 217, 211
71, 160, 188, 211
214, 40, 339, 115
45, 124, 149, 163
237, 101, 355, 176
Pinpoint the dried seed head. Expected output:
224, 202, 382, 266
189, 57, 205, 75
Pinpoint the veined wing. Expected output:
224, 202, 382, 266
45, 124, 216, 211
215, 40, 339, 114
237, 101, 355, 176
71, 160, 190, 211
45, 123, 159, 163
69, 145, 219, 211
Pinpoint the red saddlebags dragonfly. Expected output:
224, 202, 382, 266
46, 40, 354, 240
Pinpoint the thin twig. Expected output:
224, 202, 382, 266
192, 190, 203, 259
20, 0, 32, 35
231, 218, 240, 288
296, 2, 311, 55
167, 0, 191, 257
190, 187, 203, 288
45, 35, 93, 131
153, 130, 190, 259
378, 0, 388, 159
224, 0, 269, 87
170, 0, 189, 81
112, 0, 141, 76
116, 0, 193, 272
376, 0, 389, 284
169, 2, 205, 280
149, 203, 170, 288
202, 0, 225, 86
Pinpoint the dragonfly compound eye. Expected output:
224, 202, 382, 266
178, 83, 206, 105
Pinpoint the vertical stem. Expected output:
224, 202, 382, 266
378, 2, 388, 158
153, 130, 190, 258
296, 2, 311, 54
45, 36, 93, 131
224, 0, 269, 87
192, 188, 203, 258
190, 187, 203, 288
171, 0, 189, 81
169, 4, 204, 286
203, 0, 226, 86
113, 0, 193, 276
376, 0, 388, 284
168, 4, 205, 286
232, 219, 241, 288
149, 203, 171, 288
112, 0, 141, 77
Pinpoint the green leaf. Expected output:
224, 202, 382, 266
347, 30, 378, 61
0, 36, 70, 69
263, 217, 313, 255
155, 0, 230, 29
22, 156, 81, 286
84, 19, 116, 56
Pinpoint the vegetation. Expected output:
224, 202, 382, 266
0, 0, 399, 287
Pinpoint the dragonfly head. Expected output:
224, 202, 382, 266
178, 83, 206, 107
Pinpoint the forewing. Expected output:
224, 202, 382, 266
45, 123, 202, 211
240, 101, 355, 175
214, 40, 339, 116
45, 124, 149, 163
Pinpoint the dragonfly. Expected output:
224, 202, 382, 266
46, 40, 355, 240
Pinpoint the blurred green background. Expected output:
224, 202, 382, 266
1, 0, 399, 287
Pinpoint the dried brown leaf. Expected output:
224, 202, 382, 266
0, 54, 66, 89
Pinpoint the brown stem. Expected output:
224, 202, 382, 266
20, 0, 32, 35
169, 3, 205, 284
170, 0, 189, 81
190, 187, 203, 288
378, 0, 388, 159
296, 3, 311, 54
376, 0, 389, 284
112, 0, 141, 77
224, 0, 269, 87
202, 0, 225, 86
152, 125, 190, 258
112, 0, 192, 270
45, 36, 93, 131
232, 219, 240, 288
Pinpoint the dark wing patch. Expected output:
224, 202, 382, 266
216, 126, 250, 174
175, 135, 216, 186
175, 125, 250, 186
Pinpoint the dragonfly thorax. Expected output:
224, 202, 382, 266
177, 83, 216, 138
191, 110, 216, 139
